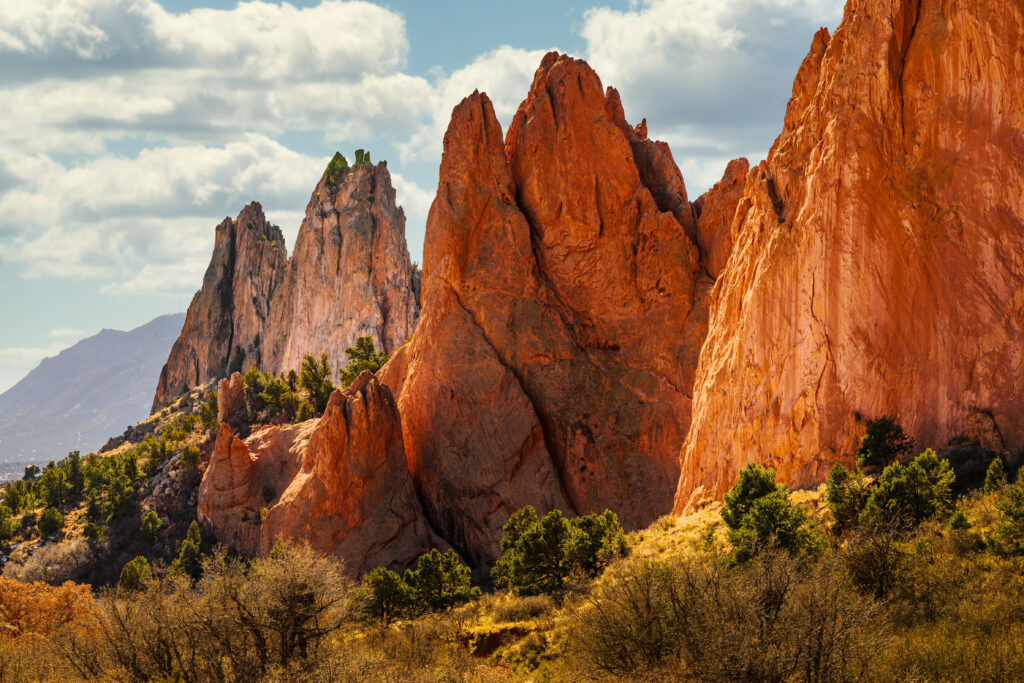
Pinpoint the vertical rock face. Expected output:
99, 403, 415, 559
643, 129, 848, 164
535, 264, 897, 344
152, 203, 286, 411
693, 158, 750, 279
152, 160, 420, 411
197, 372, 434, 575
263, 162, 420, 375
381, 53, 721, 566
676, 0, 1024, 508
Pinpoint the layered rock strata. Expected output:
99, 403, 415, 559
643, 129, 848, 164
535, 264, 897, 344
676, 0, 1024, 509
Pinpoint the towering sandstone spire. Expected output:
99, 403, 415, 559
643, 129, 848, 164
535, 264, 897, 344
262, 160, 420, 375
380, 53, 732, 565
152, 203, 286, 411
152, 159, 420, 411
676, 0, 1024, 509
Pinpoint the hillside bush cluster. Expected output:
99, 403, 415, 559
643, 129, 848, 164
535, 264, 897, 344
55, 544, 352, 682
241, 339, 389, 425
242, 355, 329, 424
354, 548, 479, 623
492, 506, 628, 596
721, 463, 824, 563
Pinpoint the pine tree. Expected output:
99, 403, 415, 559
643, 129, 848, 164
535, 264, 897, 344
173, 521, 203, 580
118, 556, 152, 591
985, 456, 1008, 494
140, 510, 162, 542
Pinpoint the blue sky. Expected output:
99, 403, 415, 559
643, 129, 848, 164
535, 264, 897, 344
0, 0, 845, 392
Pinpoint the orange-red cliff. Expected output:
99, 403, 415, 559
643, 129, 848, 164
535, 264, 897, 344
198, 371, 434, 575
676, 0, 1024, 509
380, 53, 731, 565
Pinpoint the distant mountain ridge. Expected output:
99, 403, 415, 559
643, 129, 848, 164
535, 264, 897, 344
0, 313, 184, 465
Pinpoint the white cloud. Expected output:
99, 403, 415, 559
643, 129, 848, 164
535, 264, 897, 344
0, 1, 423, 155
399, 45, 554, 163
582, 0, 845, 193
0, 136, 325, 282
0, 0, 444, 294
49, 328, 84, 339
390, 171, 433, 258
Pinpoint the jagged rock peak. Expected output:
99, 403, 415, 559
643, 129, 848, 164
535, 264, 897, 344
152, 153, 420, 411
152, 202, 287, 412
380, 52, 733, 567
262, 156, 420, 375
197, 372, 435, 576
676, 0, 1024, 510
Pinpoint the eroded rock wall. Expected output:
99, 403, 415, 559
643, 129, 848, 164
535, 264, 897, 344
676, 0, 1024, 509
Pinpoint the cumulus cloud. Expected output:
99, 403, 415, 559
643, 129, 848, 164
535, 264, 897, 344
399, 45, 554, 163
0, 0, 452, 295
389, 172, 433, 254
582, 0, 845, 191
49, 328, 84, 339
0, 1, 427, 154
0, 135, 324, 285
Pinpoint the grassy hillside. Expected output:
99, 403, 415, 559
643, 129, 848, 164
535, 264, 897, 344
2, 437, 1024, 681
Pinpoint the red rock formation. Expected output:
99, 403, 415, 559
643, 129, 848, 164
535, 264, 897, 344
216, 372, 246, 427
381, 53, 719, 565
693, 158, 750, 279
263, 161, 419, 375
153, 159, 420, 411
197, 372, 433, 575
676, 0, 1024, 509
152, 203, 286, 411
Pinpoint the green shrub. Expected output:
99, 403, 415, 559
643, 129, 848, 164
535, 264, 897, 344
568, 509, 628, 576
860, 449, 955, 530
0, 504, 14, 540
984, 456, 1008, 494
243, 367, 264, 391
37, 507, 63, 535
721, 462, 783, 530
173, 521, 203, 580
856, 415, 913, 469
826, 463, 869, 530
82, 522, 105, 540
355, 566, 415, 623
492, 506, 627, 597
85, 491, 104, 524
403, 549, 479, 611
721, 463, 823, 563
299, 353, 335, 413
118, 556, 152, 591
140, 510, 162, 542
199, 390, 218, 431
181, 445, 201, 469
995, 479, 1024, 555
948, 508, 971, 531
39, 466, 71, 508
339, 336, 390, 387
325, 152, 349, 185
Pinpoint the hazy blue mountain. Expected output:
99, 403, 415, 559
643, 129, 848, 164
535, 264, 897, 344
0, 313, 185, 468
